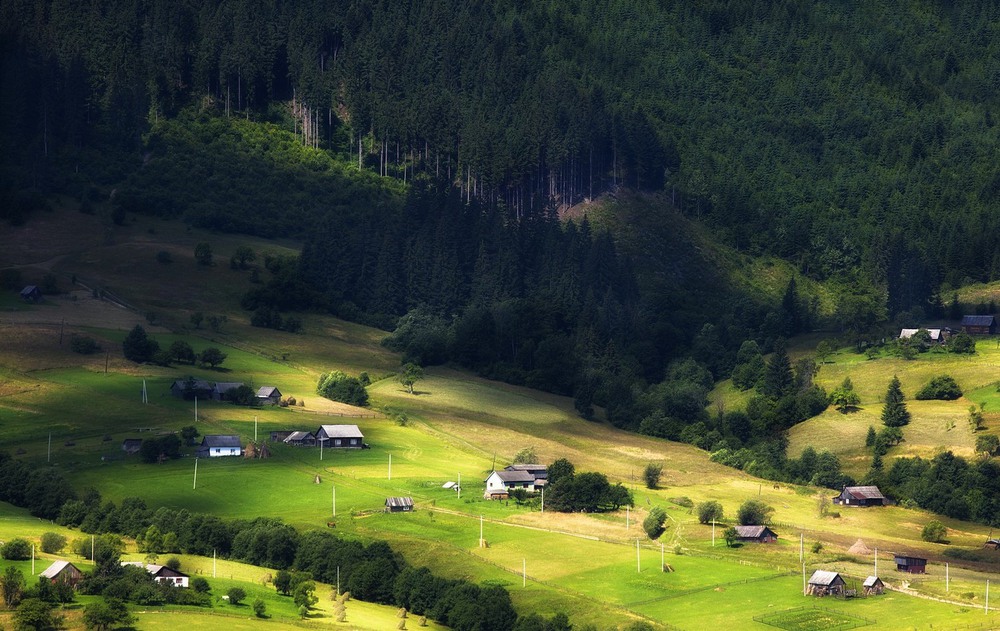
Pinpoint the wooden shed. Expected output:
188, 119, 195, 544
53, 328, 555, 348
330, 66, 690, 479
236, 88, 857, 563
807, 570, 846, 596
833, 486, 887, 507
862, 576, 885, 596
385, 497, 414, 512
961, 315, 996, 335
734, 525, 778, 543
39, 561, 83, 587
894, 555, 927, 574
20, 285, 41, 302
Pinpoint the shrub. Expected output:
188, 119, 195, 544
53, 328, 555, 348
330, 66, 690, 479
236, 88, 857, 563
915, 375, 963, 400
922, 520, 948, 543
253, 598, 267, 617
192, 577, 211, 593
642, 507, 667, 539
227, 587, 247, 605
737, 499, 774, 526
1, 538, 32, 560
811, 541, 823, 553
643, 462, 663, 489
165, 557, 181, 571
317, 371, 368, 406
40, 532, 66, 554
69, 335, 100, 355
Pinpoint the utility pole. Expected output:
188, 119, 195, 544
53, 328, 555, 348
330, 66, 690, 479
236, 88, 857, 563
193, 458, 198, 490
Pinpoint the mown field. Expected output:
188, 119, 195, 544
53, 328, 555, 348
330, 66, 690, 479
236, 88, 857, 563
5, 207, 1000, 629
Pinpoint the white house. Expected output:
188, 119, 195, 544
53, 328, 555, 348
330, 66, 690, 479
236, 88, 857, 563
122, 562, 189, 587
198, 435, 242, 457
484, 466, 547, 499
315, 424, 365, 448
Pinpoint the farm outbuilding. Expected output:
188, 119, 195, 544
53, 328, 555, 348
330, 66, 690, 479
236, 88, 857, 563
985, 538, 1000, 550
39, 561, 83, 587
863, 576, 885, 596
315, 424, 364, 448
385, 497, 414, 512
170, 379, 212, 400
734, 525, 778, 543
283, 431, 316, 446
961, 315, 996, 335
807, 570, 846, 596
121, 439, 142, 454
198, 435, 242, 457
894, 555, 927, 574
20, 285, 41, 302
833, 486, 887, 507
257, 386, 282, 405
898, 328, 947, 343
212, 382, 244, 401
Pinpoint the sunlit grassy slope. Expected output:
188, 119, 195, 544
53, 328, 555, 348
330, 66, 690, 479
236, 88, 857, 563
5, 208, 1000, 629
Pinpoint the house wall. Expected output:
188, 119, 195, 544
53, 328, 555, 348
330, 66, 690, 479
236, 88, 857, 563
209, 447, 241, 457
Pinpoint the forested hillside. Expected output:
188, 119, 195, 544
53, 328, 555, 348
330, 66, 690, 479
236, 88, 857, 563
5, 0, 1000, 444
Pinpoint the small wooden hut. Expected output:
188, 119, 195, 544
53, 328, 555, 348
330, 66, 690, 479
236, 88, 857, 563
894, 555, 927, 574
862, 576, 884, 596
807, 570, 846, 597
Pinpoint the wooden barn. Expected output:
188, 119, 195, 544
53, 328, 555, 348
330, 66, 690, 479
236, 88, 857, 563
170, 379, 212, 400
733, 525, 778, 543
385, 497, 414, 512
212, 382, 244, 401
961, 315, 997, 335
269, 431, 294, 442
283, 431, 316, 447
20, 285, 41, 302
894, 555, 927, 574
898, 328, 947, 344
807, 570, 846, 596
256, 386, 282, 405
833, 485, 887, 507
39, 561, 83, 587
863, 576, 885, 596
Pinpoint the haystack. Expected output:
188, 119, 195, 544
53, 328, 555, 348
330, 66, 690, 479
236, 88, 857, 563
848, 539, 872, 555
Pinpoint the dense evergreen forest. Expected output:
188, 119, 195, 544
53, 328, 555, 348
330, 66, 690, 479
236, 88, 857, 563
6, 1, 1000, 440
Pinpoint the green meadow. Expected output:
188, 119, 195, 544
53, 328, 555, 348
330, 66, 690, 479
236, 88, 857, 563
5, 209, 1000, 628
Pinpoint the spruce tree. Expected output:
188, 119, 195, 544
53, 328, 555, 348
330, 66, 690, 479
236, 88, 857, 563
881, 375, 910, 427
761, 340, 794, 399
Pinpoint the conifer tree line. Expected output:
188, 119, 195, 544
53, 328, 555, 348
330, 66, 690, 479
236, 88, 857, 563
8, 0, 1000, 311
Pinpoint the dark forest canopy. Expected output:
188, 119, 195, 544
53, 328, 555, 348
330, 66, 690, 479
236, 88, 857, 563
6, 0, 1000, 425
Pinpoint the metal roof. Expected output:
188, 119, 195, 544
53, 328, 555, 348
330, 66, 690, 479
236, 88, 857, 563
257, 386, 281, 397
962, 315, 996, 326
385, 497, 414, 508
317, 424, 364, 439
863, 576, 882, 587
39, 561, 75, 579
284, 431, 313, 442
808, 570, 843, 586
734, 525, 775, 538
899, 328, 943, 340
202, 435, 241, 448
491, 470, 535, 483
844, 486, 885, 500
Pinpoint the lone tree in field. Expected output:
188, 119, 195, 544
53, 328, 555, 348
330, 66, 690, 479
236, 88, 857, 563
194, 242, 213, 266
199, 347, 227, 368
723, 527, 739, 548
697, 500, 724, 524
921, 520, 948, 543
643, 506, 667, 540
398, 363, 423, 394
122, 325, 159, 363
830, 377, 860, 413
643, 463, 663, 489
737, 499, 774, 526
881, 375, 910, 427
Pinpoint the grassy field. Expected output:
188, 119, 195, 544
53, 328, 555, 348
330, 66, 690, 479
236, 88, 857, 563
8, 208, 1000, 629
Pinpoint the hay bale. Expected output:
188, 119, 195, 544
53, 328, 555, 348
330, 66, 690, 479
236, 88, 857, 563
848, 539, 872, 555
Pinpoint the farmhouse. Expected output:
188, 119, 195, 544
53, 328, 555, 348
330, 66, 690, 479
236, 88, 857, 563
198, 435, 242, 457
961, 315, 997, 335
894, 555, 927, 574
863, 576, 885, 596
385, 497, 414, 512
807, 570, 846, 596
170, 379, 212, 400
20, 285, 41, 302
833, 485, 887, 507
283, 431, 316, 447
257, 386, 282, 405
484, 468, 544, 499
121, 438, 142, 454
504, 463, 548, 484
733, 525, 778, 543
123, 562, 189, 587
316, 424, 365, 448
985, 538, 1000, 550
898, 328, 947, 343
212, 382, 244, 401
39, 561, 83, 587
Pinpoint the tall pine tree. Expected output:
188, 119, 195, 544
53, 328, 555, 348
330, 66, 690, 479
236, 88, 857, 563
881, 375, 911, 427
760, 340, 794, 399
